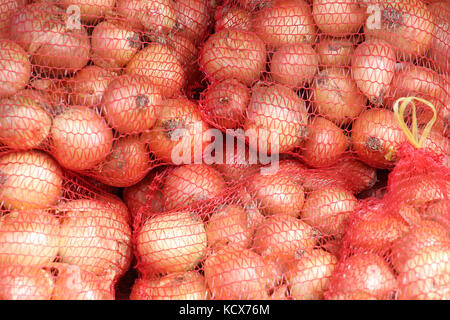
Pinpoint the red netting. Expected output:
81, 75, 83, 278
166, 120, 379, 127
0, 0, 448, 300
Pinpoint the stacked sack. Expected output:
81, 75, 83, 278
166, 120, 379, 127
0, 0, 448, 300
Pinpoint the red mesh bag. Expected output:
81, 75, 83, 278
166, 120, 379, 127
0, 0, 448, 301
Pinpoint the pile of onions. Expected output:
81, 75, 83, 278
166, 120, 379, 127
0, 150, 63, 210
10, 3, 90, 76
136, 210, 207, 274
0, 90, 52, 150
58, 198, 132, 277
0, 39, 30, 98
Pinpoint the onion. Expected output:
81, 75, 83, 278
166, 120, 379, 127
215, 6, 252, 31
29, 78, 68, 111
50, 106, 114, 171
0, 210, 60, 266
202, 78, 250, 129
136, 210, 207, 274
57, 0, 115, 24
252, 0, 316, 49
101, 74, 163, 135
0, 150, 63, 210
351, 108, 407, 168
206, 204, 251, 248
58, 199, 132, 276
203, 244, 269, 299
302, 117, 348, 168
0, 0, 25, 39
247, 166, 305, 217
312, 0, 366, 36
10, 3, 90, 76
162, 164, 226, 212
316, 36, 356, 68
244, 83, 309, 154
364, 0, 434, 60
328, 252, 397, 299
200, 29, 266, 86
286, 249, 338, 300
301, 185, 358, 238
126, 43, 185, 97
0, 39, 30, 98
130, 271, 209, 300
91, 135, 150, 187
351, 39, 396, 105
52, 263, 114, 300
252, 214, 316, 265
143, 97, 211, 164
312, 68, 366, 126
0, 90, 52, 150
270, 43, 319, 88
173, 0, 210, 43
0, 265, 54, 300
428, 1, 450, 74
116, 0, 176, 33
91, 19, 142, 71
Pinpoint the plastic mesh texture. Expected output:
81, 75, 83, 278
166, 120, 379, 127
0, 0, 448, 300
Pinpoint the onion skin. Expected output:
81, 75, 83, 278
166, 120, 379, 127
203, 244, 269, 300
302, 186, 358, 238
10, 3, 90, 76
0, 150, 63, 210
428, 1, 450, 74
126, 43, 185, 98
29, 78, 68, 110
0, 39, 30, 98
244, 84, 308, 154
312, 0, 366, 37
352, 108, 407, 169
0, 90, 52, 150
102, 75, 163, 135
143, 97, 211, 165
202, 78, 250, 129
286, 249, 338, 300
50, 106, 114, 172
312, 67, 366, 126
364, 0, 434, 60
351, 39, 396, 105
252, 214, 316, 265
0, 210, 60, 266
252, 0, 316, 49
130, 271, 209, 300
58, 199, 132, 277
67, 66, 116, 108
52, 264, 114, 300
0, 265, 54, 300
136, 211, 207, 274
200, 29, 266, 86
57, 0, 116, 24
0, 0, 26, 39
162, 164, 226, 212
270, 43, 319, 88
91, 135, 150, 188
302, 117, 348, 168
91, 19, 141, 71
